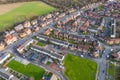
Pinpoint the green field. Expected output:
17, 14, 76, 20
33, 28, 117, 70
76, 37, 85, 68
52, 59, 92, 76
36, 42, 45, 46
108, 63, 115, 80
0, 1, 55, 32
7, 60, 45, 80
108, 63, 114, 76
63, 54, 97, 80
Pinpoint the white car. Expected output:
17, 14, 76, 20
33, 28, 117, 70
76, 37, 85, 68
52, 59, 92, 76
111, 49, 113, 51
80, 55, 84, 58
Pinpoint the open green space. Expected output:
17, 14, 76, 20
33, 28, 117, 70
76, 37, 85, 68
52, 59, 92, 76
108, 63, 115, 76
63, 54, 97, 80
7, 60, 45, 80
0, 1, 55, 32
115, 66, 120, 80
36, 42, 45, 46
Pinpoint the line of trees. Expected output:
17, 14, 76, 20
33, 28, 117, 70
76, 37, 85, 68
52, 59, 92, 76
0, 0, 38, 4
41, 0, 107, 11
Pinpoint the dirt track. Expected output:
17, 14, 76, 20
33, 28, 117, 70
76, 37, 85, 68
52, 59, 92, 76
0, 2, 24, 15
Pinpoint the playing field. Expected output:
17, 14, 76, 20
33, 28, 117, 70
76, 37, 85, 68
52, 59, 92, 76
63, 54, 97, 80
7, 60, 45, 80
0, 1, 55, 32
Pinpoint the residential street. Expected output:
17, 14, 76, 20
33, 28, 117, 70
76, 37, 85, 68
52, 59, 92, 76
0, 1, 120, 80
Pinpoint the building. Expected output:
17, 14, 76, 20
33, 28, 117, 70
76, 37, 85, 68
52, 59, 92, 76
93, 51, 99, 58
44, 28, 53, 36
112, 51, 120, 61
19, 31, 27, 38
24, 28, 32, 35
23, 21, 31, 28
34, 27, 40, 32
4, 33, 17, 45
111, 19, 116, 38
107, 38, 120, 45
31, 45, 64, 61
0, 53, 10, 64
31, 19, 37, 26
0, 69, 18, 80
14, 24, 24, 32
19, 28, 31, 38
0, 42, 6, 51
77, 45, 89, 53
17, 39, 34, 54
80, 20, 90, 33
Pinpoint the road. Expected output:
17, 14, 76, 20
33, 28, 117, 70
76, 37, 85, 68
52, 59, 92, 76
0, 2, 119, 80
0, 11, 80, 80
97, 48, 111, 80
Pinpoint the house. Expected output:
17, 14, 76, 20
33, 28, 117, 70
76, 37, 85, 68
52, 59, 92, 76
31, 45, 65, 61
112, 51, 120, 61
54, 29, 60, 37
19, 31, 27, 38
82, 45, 89, 53
4, 33, 17, 45
40, 22, 46, 27
107, 38, 120, 45
50, 74, 58, 80
49, 63, 62, 72
31, 19, 37, 25
44, 28, 53, 36
77, 45, 89, 53
23, 21, 31, 28
0, 69, 18, 80
14, 24, 24, 32
93, 51, 99, 58
24, 28, 32, 35
17, 39, 34, 54
34, 27, 40, 32
80, 20, 90, 33
0, 53, 10, 64
68, 34, 74, 40
0, 42, 6, 51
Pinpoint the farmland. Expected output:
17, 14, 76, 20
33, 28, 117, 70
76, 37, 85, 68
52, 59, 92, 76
0, 1, 55, 32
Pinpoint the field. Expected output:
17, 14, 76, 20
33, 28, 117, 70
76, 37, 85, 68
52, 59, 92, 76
108, 63, 115, 80
108, 63, 114, 76
0, 1, 55, 32
7, 60, 45, 80
36, 42, 45, 46
63, 54, 97, 80
115, 66, 120, 80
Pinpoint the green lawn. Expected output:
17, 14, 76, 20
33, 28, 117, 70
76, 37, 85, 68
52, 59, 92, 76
0, 1, 55, 32
36, 42, 45, 46
7, 60, 45, 80
63, 54, 97, 80
108, 63, 114, 76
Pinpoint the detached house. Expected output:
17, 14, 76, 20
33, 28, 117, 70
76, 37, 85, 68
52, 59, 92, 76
19, 28, 31, 38
44, 28, 53, 36
31, 19, 37, 26
23, 21, 31, 28
80, 20, 90, 33
14, 24, 24, 32
24, 28, 31, 35
4, 33, 17, 45
0, 42, 6, 51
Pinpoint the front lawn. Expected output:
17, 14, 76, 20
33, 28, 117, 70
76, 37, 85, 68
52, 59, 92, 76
63, 54, 97, 80
7, 60, 45, 80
